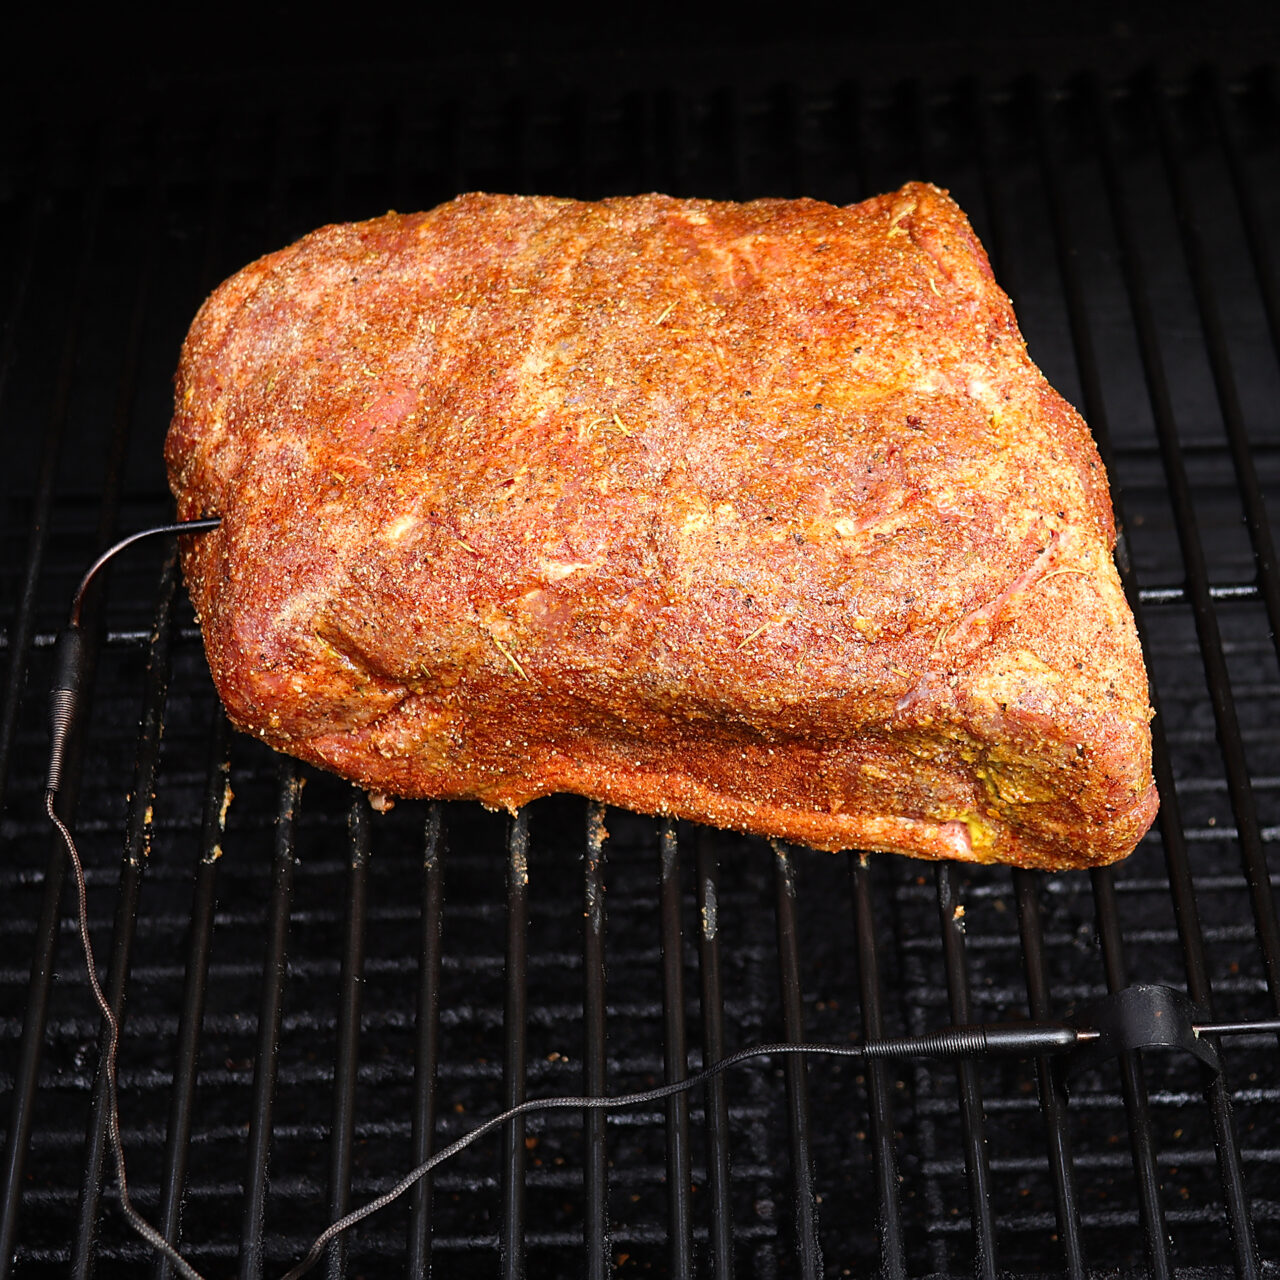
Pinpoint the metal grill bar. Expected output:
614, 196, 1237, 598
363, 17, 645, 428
1037, 75, 1263, 1275
848, 855, 906, 1279
934, 862, 997, 1279
909, 83, 1002, 1271
772, 845, 821, 1279
0, 139, 102, 808
325, 794, 370, 1279
70, 553, 179, 1278
1211, 70, 1280, 414
1129, 476, 1260, 1272
0, 127, 41, 465
694, 834, 733, 1280
227, 120, 306, 1272
583, 804, 609, 1278
95, 125, 164, 588
1161, 828, 1261, 1278
0, 794, 75, 1278
1012, 869, 1086, 1278
150, 115, 238, 1274
1138, 583, 1264, 604
1152, 73, 1280, 670
0, 137, 115, 1277
1153, 91, 1280, 1181
1099, 79, 1272, 1277
659, 820, 694, 1277
3, 70, 1279, 1278
971, 84, 1089, 1279
407, 805, 445, 1276
238, 762, 302, 1280
155, 713, 231, 1280
1089, 75, 1280, 1027
500, 809, 529, 1280
1091, 866, 1172, 1278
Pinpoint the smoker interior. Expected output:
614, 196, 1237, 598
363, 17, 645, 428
2, 63, 1280, 1279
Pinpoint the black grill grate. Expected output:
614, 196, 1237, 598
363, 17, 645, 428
2, 65, 1280, 1278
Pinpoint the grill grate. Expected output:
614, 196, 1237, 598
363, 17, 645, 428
2, 64, 1280, 1277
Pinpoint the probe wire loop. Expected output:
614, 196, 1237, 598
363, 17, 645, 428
41, 518, 1280, 1280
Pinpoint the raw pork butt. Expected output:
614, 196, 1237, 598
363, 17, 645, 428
166, 184, 1157, 869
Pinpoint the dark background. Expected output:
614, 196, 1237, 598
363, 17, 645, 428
12, 2, 1280, 101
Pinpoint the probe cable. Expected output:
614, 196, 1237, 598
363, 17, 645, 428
47, 777, 1105, 1280
42, 519, 1280, 1280
44, 518, 222, 1280
48, 767, 1099, 1280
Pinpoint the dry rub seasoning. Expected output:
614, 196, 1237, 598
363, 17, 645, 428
167, 185, 1156, 869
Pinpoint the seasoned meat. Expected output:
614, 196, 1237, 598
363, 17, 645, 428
166, 184, 1157, 869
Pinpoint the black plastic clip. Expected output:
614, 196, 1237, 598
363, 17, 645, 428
1066, 983, 1221, 1077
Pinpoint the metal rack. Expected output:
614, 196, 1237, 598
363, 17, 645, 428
1, 67, 1279, 1277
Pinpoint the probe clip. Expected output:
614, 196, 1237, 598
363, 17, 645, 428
1066, 983, 1221, 1076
